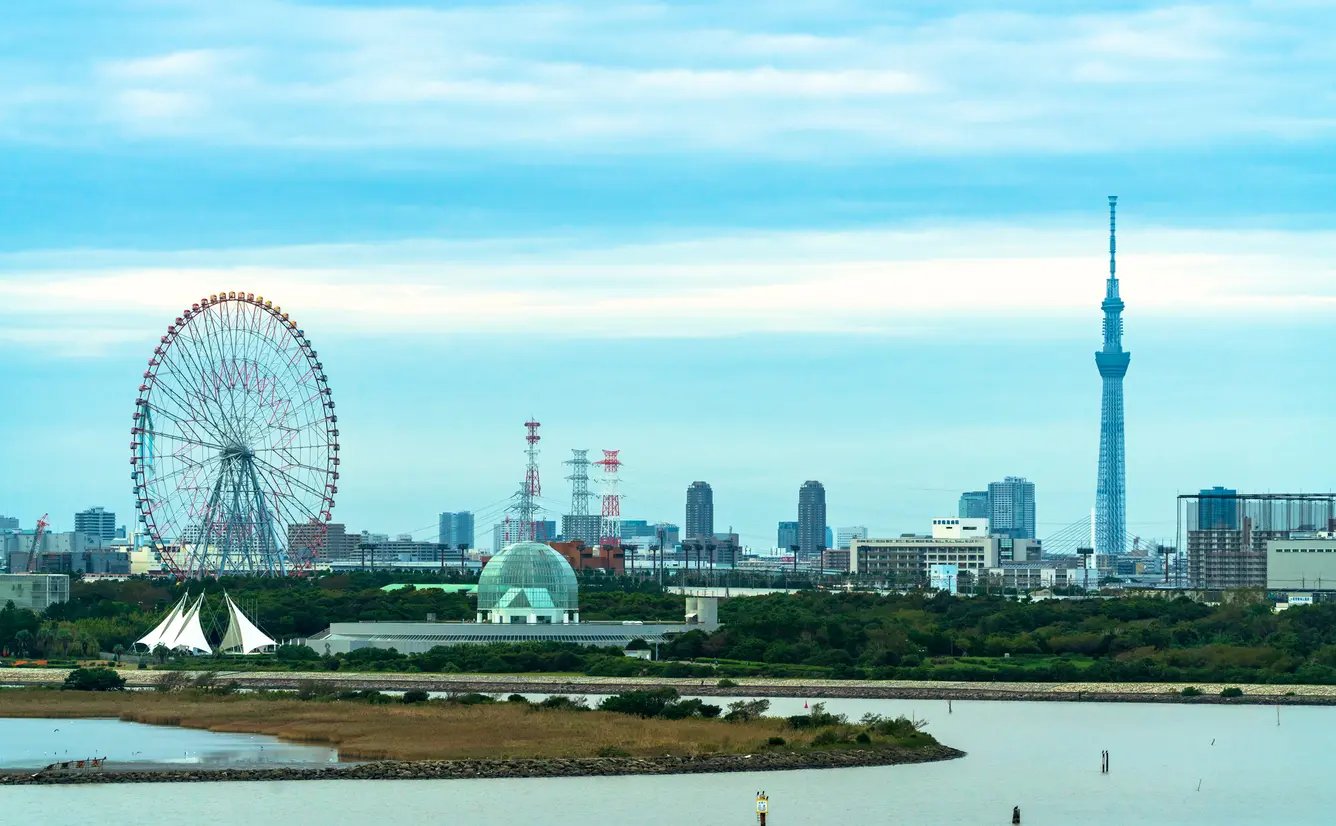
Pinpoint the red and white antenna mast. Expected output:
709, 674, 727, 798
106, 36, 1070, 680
594, 450, 622, 549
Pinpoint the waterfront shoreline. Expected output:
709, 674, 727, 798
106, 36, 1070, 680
4, 668, 1333, 705
0, 746, 964, 786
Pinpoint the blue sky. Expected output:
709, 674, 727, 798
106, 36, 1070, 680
2, 1, 1335, 550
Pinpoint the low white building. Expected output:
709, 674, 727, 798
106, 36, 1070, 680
0, 574, 70, 612
851, 518, 999, 583
1267, 537, 1336, 592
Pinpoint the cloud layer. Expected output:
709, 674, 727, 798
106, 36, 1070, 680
3, 2, 1335, 153
3, 223, 1334, 355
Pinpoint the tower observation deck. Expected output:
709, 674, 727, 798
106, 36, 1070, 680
1095, 196, 1129, 557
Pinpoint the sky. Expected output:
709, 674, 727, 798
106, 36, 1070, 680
2, 0, 1335, 551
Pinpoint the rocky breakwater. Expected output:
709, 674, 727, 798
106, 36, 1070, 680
0, 746, 964, 786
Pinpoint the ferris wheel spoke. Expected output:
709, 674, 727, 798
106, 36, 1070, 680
137, 428, 226, 451
251, 454, 331, 503
141, 381, 228, 444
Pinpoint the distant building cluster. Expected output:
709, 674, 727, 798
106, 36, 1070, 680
1, 507, 131, 576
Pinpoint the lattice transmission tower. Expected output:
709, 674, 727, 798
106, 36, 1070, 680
594, 450, 623, 549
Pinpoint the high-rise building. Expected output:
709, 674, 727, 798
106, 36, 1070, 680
685, 481, 714, 540
536, 519, 557, 542
438, 512, 475, 549
777, 521, 799, 551
988, 477, 1036, 540
958, 491, 990, 519
1094, 196, 1130, 557
1198, 487, 1239, 530
836, 526, 868, 550
74, 507, 116, 542
289, 521, 358, 566
620, 520, 652, 538
798, 481, 827, 557
826, 526, 833, 550
0, 516, 19, 531
561, 515, 602, 546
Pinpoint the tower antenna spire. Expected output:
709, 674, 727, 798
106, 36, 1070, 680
1109, 195, 1118, 283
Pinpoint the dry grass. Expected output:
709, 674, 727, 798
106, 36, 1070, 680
0, 691, 815, 761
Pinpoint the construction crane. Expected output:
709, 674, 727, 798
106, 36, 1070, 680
25, 514, 49, 573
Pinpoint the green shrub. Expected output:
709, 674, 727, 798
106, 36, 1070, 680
61, 667, 125, 692
402, 690, 429, 704
1181, 686, 1203, 697
717, 678, 739, 688
855, 732, 871, 744
1220, 686, 1244, 698
767, 736, 786, 747
599, 688, 680, 718
810, 730, 840, 747
450, 692, 496, 706
596, 745, 630, 758
536, 695, 588, 711
506, 694, 531, 703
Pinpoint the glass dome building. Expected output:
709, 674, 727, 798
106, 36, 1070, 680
476, 541, 580, 624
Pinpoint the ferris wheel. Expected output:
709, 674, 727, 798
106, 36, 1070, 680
131, 292, 339, 578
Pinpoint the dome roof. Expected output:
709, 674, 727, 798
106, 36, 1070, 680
477, 541, 578, 612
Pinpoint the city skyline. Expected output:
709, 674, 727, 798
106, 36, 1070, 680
4, 2, 1336, 549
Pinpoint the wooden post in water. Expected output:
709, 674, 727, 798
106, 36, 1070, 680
1012, 805, 1021, 824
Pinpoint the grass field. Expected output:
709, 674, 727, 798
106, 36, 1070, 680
0, 689, 937, 762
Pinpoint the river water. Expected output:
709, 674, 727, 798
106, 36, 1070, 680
3, 697, 1332, 825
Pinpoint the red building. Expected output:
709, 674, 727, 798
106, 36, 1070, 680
549, 540, 625, 575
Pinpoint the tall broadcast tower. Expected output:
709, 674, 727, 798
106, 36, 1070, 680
1094, 196, 1130, 557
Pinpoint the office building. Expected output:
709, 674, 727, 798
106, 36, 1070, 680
1182, 493, 1336, 590
930, 518, 989, 540
685, 481, 714, 540
75, 507, 117, 542
835, 527, 867, 551
850, 518, 1000, 584
288, 522, 360, 566
958, 491, 990, 520
1197, 487, 1239, 531
984, 562, 1084, 592
438, 512, 475, 549
798, 481, 827, 557
0, 516, 18, 531
823, 548, 851, 572
1267, 537, 1336, 592
826, 526, 833, 549
561, 514, 602, 546
777, 521, 799, 551
988, 477, 1036, 540
0, 574, 71, 612
1187, 524, 1280, 590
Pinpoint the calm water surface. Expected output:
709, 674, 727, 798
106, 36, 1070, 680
4, 698, 1332, 825
0, 718, 337, 768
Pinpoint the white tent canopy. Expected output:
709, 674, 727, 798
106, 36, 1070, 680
135, 593, 212, 655
219, 594, 276, 654
171, 595, 213, 655
134, 594, 189, 651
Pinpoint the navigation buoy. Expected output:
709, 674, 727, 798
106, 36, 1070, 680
803, 701, 809, 709
756, 791, 770, 825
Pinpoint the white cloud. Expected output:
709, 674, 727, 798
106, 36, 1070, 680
1, 1, 1333, 151
2, 223, 1334, 355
